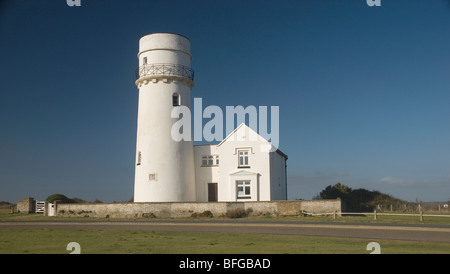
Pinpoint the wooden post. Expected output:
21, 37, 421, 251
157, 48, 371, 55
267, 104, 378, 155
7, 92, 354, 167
374, 210, 377, 220
420, 210, 423, 222
54, 200, 58, 217
333, 211, 337, 219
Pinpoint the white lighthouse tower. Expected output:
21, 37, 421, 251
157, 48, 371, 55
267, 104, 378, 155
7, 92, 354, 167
133, 33, 196, 202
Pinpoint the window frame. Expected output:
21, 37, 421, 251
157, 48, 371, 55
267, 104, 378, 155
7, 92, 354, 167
137, 151, 142, 166
207, 155, 214, 166
236, 180, 251, 199
201, 155, 219, 167
149, 173, 157, 181
172, 93, 180, 106
238, 150, 250, 168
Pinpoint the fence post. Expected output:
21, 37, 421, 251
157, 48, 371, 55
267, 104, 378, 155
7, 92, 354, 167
419, 210, 423, 222
333, 211, 337, 219
374, 210, 377, 220
54, 200, 58, 217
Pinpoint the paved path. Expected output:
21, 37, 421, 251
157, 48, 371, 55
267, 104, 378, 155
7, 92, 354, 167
1, 220, 450, 243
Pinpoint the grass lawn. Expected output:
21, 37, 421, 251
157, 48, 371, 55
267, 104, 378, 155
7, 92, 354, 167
1, 209, 449, 254
1, 229, 449, 254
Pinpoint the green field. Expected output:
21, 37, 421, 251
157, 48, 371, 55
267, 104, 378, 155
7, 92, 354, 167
1, 209, 449, 254
1, 229, 450, 254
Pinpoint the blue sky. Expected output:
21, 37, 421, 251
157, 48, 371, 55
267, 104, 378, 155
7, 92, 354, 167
0, 0, 449, 203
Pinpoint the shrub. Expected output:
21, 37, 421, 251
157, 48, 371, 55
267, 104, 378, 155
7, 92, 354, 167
191, 210, 214, 218
202, 210, 214, 218
142, 212, 157, 218
226, 208, 247, 218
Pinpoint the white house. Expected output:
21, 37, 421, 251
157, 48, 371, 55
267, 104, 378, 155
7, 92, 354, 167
133, 33, 287, 202
194, 123, 288, 202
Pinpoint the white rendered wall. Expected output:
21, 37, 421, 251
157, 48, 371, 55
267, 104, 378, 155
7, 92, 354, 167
134, 33, 196, 202
192, 124, 288, 202
138, 33, 191, 67
193, 145, 219, 202
269, 151, 288, 200
216, 124, 272, 202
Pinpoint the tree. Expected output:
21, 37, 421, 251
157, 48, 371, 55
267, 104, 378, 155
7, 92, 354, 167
319, 182, 352, 200
317, 183, 410, 212
46, 194, 76, 204
346, 188, 378, 211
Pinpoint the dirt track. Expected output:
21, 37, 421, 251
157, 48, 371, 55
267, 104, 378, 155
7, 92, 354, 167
1, 220, 450, 243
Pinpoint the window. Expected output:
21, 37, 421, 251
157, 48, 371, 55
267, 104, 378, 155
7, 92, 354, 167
137, 151, 142, 166
238, 150, 249, 167
149, 173, 157, 181
143, 57, 147, 65
202, 155, 219, 167
172, 93, 180, 106
236, 181, 251, 199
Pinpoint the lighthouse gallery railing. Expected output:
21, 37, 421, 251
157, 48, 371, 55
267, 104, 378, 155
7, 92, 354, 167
135, 63, 194, 81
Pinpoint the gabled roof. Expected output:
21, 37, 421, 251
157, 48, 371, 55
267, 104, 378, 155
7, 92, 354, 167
216, 123, 288, 159
216, 123, 269, 147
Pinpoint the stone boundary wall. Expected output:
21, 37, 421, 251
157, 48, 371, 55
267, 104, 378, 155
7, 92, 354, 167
55, 199, 341, 218
17, 197, 36, 214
